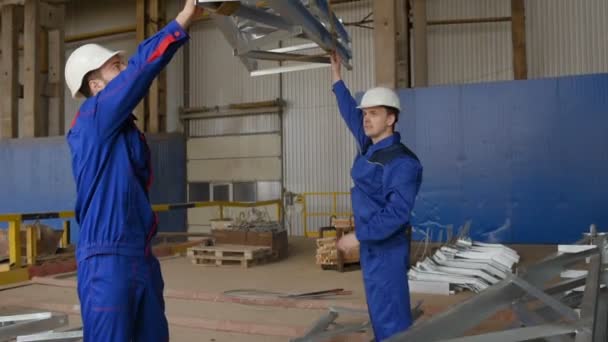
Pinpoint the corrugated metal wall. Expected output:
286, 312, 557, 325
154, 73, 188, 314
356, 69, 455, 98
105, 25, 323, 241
426, 0, 513, 84
526, 0, 608, 78
187, 22, 280, 106
425, 0, 608, 85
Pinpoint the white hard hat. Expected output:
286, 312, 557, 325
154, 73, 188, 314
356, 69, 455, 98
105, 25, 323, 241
65, 44, 125, 98
357, 87, 401, 112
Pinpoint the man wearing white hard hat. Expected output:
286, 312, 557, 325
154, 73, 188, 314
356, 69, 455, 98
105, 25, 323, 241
330, 52, 423, 341
65, 2, 201, 341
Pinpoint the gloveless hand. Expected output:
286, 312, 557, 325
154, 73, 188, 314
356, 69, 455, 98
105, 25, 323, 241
337, 233, 359, 252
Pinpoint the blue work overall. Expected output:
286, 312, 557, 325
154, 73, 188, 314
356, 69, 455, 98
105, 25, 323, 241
333, 80, 423, 341
67, 20, 189, 341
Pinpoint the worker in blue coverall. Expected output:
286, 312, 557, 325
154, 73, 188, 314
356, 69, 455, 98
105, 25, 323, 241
330, 52, 423, 341
64, 2, 201, 341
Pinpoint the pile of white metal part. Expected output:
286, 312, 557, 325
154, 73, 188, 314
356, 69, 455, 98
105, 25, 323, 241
409, 238, 520, 295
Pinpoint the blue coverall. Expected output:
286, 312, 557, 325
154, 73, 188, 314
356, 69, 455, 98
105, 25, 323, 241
67, 20, 189, 341
332, 80, 423, 341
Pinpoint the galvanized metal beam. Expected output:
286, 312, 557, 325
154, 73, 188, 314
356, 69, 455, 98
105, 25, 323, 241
438, 324, 578, 342
575, 254, 601, 342
388, 244, 607, 342
17, 330, 83, 342
0, 313, 68, 341
199, 0, 352, 75
511, 276, 580, 321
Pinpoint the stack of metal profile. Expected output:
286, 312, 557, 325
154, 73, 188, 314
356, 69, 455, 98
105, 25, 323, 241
409, 238, 520, 295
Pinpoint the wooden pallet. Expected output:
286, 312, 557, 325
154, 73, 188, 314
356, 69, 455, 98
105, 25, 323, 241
321, 262, 360, 271
187, 244, 272, 268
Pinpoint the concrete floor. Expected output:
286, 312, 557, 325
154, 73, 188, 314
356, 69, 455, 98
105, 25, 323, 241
0, 237, 557, 341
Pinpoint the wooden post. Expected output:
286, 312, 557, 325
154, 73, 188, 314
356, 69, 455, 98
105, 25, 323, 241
26, 225, 37, 265
0, 5, 20, 138
45, 2, 65, 136
23, 0, 42, 137
396, 0, 411, 88
411, 0, 428, 87
373, 0, 397, 88
511, 0, 527, 80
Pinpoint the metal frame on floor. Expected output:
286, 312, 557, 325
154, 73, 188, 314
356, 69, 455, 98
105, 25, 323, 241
0, 312, 82, 342
196, 0, 352, 76
387, 232, 608, 342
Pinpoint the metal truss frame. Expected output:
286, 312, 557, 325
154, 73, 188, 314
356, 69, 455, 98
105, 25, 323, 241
387, 233, 608, 342
196, 0, 352, 76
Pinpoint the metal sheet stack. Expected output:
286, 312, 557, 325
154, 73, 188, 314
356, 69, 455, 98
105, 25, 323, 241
409, 238, 520, 295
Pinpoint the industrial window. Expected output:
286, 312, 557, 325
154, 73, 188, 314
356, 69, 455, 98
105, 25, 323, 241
211, 183, 232, 202
233, 182, 257, 202
188, 182, 210, 202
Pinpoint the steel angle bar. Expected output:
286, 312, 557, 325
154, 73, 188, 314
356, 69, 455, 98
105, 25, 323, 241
329, 306, 368, 317
299, 310, 339, 339
409, 280, 451, 295
290, 310, 366, 342
511, 276, 580, 321
269, 43, 319, 53
524, 248, 599, 286
513, 294, 582, 341
558, 245, 597, 254
235, 27, 303, 55
242, 50, 330, 64
386, 280, 521, 341
231, 4, 293, 31
431, 265, 501, 285
592, 290, 608, 342
436, 324, 578, 342
544, 276, 588, 296
291, 322, 368, 342
0, 313, 52, 324
250, 63, 329, 77
0, 313, 68, 341
266, 0, 351, 68
17, 330, 83, 342
557, 291, 585, 310
409, 269, 489, 291
310, 0, 350, 43
512, 303, 551, 326
434, 259, 508, 279
575, 255, 601, 342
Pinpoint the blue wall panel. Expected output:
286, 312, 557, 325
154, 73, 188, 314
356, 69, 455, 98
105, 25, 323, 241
0, 133, 187, 244
398, 74, 608, 244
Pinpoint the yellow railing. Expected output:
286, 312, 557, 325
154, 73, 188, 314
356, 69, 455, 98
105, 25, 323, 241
300, 192, 352, 238
0, 199, 281, 284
